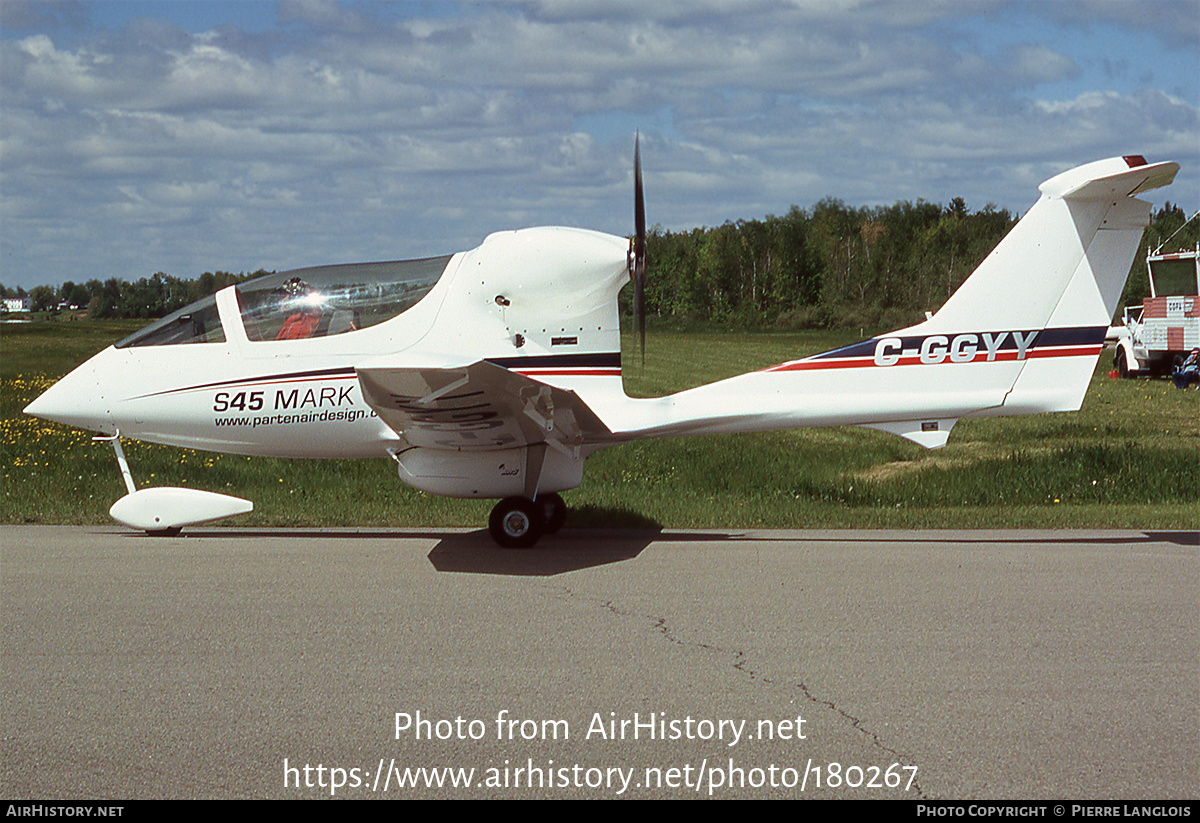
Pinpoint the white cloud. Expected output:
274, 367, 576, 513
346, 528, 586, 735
1003, 44, 1079, 86
0, 1, 1195, 290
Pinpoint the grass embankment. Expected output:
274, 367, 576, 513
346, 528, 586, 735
2, 320, 1196, 529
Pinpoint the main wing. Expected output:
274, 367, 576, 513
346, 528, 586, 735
357, 360, 613, 455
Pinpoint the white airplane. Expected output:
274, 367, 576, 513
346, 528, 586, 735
25, 148, 1179, 546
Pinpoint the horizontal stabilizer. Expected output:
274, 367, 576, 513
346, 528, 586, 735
1038, 156, 1178, 200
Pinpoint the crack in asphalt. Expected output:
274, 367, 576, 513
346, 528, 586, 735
568, 588, 928, 798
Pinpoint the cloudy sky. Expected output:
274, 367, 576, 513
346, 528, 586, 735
2, 0, 1197, 291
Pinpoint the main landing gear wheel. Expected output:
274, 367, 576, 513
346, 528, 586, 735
487, 494, 568, 547
540, 493, 567, 535
488, 497, 544, 548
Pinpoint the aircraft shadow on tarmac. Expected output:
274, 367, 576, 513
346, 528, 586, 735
426, 529, 662, 575
425, 504, 669, 575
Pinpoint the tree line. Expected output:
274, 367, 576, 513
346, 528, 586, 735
1, 270, 263, 319
3, 202, 1195, 329
639, 197, 1015, 330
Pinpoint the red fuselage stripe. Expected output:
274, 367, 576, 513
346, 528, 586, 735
764, 345, 1102, 372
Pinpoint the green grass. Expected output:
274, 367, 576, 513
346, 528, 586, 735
2, 320, 1197, 529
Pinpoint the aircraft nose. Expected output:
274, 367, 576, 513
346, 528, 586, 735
23, 358, 113, 434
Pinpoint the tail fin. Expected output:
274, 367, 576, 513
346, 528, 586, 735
923, 156, 1176, 334
915, 155, 1178, 415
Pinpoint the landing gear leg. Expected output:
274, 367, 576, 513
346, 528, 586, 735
97, 432, 182, 537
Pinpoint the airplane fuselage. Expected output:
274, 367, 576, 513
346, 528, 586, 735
28, 227, 632, 463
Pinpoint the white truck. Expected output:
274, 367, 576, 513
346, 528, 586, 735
1110, 242, 1199, 377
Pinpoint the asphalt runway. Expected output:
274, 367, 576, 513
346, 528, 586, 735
2, 526, 1195, 800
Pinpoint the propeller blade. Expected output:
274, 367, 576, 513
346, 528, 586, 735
634, 134, 646, 245
632, 133, 647, 366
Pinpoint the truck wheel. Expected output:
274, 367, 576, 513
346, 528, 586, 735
1116, 349, 1130, 378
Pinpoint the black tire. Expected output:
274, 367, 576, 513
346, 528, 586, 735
1116, 349, 1130, 378
488, 497, 543, 548
539, 493, 567, 535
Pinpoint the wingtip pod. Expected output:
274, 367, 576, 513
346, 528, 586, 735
1038, 155, 1179, 201
109, 487, 253, 532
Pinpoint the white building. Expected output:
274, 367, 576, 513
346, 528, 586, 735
3, 296, 32, 313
